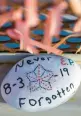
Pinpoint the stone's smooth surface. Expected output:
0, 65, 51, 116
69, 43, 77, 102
63, 14, 78, 22
1, 54, 81, 112
66, 38, 81, 43
58, 44, 71, 49
0, 36, 10, 42
4, 43, 19, 49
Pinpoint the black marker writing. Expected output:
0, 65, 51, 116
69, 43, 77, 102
41, 57, 45, 61
63, 68, 69, 76
57, 90, 62, 98
47, 57, 52, 61
17, 77, 25, 88
61, 88, 65, 95
33, 57, 39, 61
29, 99, 37, 106
3, 83, 11, 95
15, 60, 24, 72
60, 69, 63, 77
19, 98, 26, 108
15, 57, 52, 72
17, 83, 74, 107
27, 60, 34, 65
45, 97, 52, 104
52, 95, 57, 100
66, 87, 70, 92
60, 68, 69, 77
70, 83, 74, 89
38, 97, 44, 106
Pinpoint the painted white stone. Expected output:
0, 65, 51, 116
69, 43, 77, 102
1, 54, 81, 112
